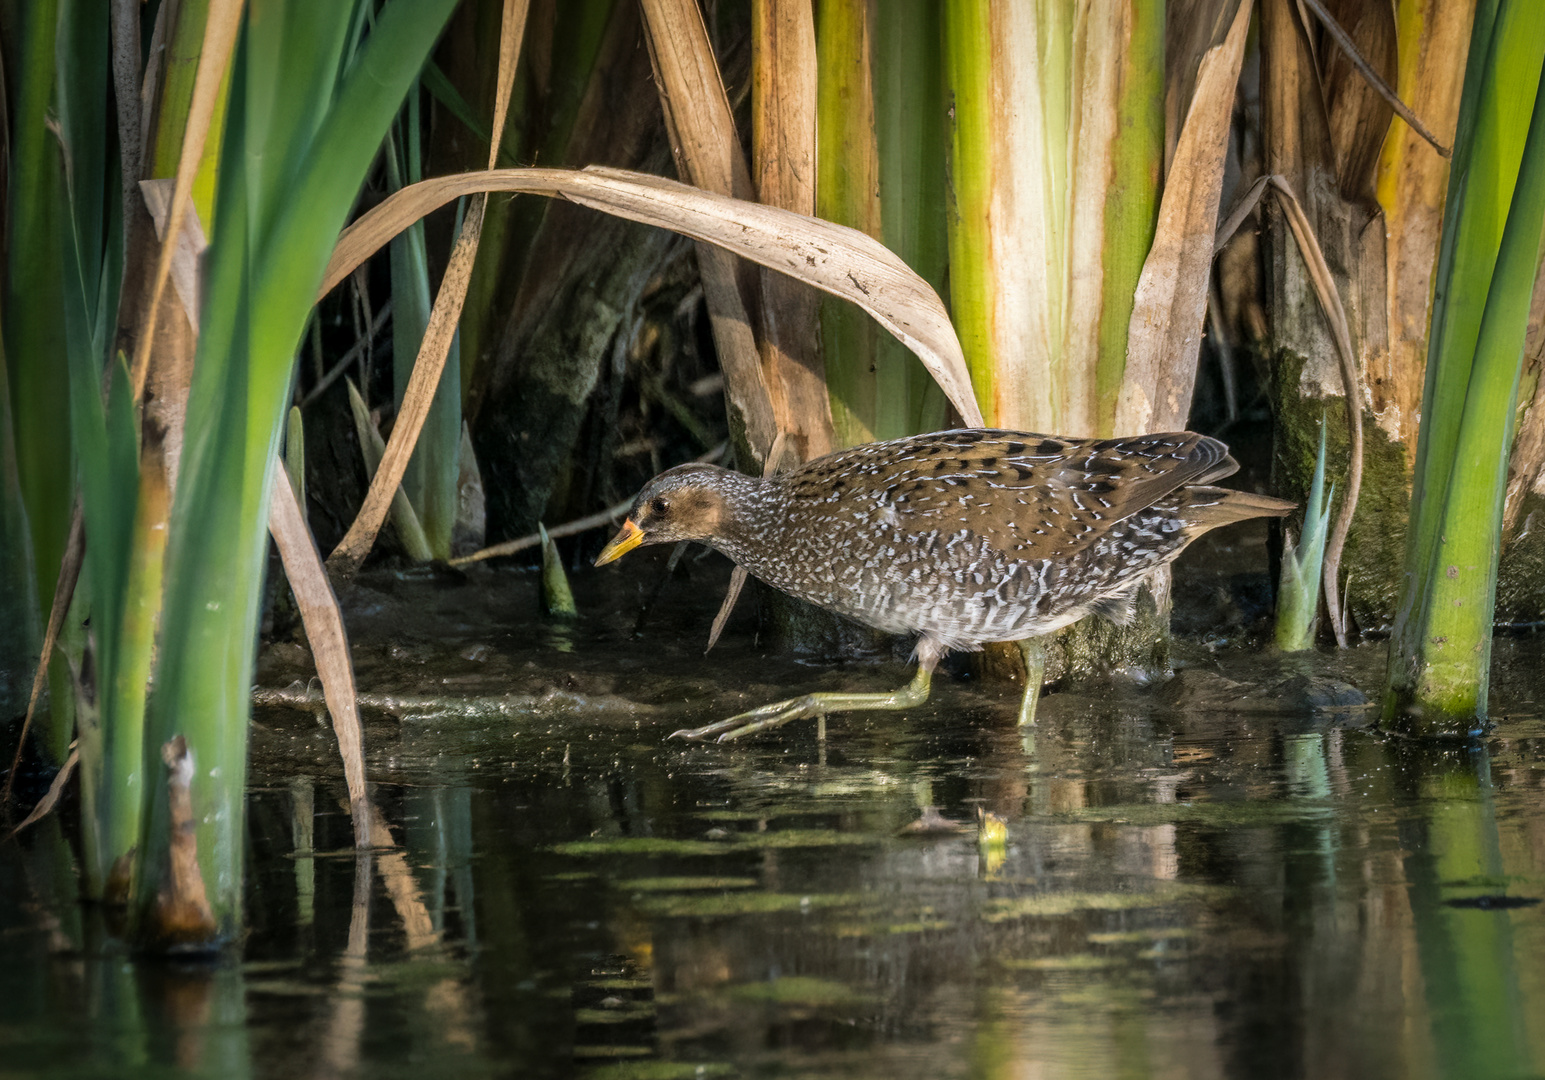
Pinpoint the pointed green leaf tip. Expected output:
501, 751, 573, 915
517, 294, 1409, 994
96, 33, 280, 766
540, 523, 577, 619
1276, 421, 1334, 652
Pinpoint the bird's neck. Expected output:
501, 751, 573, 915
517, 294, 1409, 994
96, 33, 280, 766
707, 474, 792, 569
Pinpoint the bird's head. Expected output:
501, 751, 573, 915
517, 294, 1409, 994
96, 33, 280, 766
594, 464, 740, 566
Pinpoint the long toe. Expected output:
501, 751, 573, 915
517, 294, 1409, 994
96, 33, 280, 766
670, 695, 821, 742
670, 719, 739, 741
714, 700, 821, 742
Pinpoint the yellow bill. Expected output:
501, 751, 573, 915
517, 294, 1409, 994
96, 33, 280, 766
594, 518, 645, 566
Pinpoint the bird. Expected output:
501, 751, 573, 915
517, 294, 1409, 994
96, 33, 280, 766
595, 428, 1293, 742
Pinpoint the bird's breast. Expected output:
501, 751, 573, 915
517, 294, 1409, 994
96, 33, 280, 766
718, 492, 1067, 647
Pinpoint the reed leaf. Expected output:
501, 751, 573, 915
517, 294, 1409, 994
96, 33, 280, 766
945, 0, 1162, 436
752, 0, 832, 461
329, 1, 528, 576
1387, 0, 1545, 731
138, 0, 458, 945
873, 0, 950, 439
1276, 423, 1334, 652
346, 376, 433, 563
56, 0, 154, 902
1396, 0, 1545, 621
1375, 0, 1476, 464
385, 90, 466, 564
815, 0, 880, 448
0, 345, 39, 726
1116, 0, 1250, 435
539, 523, 577, 619
1390, 41, 1545, 729
268, 468, 370, 847
5, 0, 78, 765
639, 0, 776, 468
148, 0, 232, 236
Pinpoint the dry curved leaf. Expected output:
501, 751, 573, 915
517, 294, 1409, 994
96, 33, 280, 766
321, 165, 982, 427
6, 747, 77, 838
1, 509, 84, 811
269, 468, 371, 848
326, 0, 528, 578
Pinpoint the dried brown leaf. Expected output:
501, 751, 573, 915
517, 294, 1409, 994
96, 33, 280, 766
128, 0, 242, 400
641, 0, 778, 466
140, 177, 209, 331
328, 196, 487, 576
1303, 0, 1449, 164
640, 0, 755, 200
322, 166, 981, 428
269, 467, 371, 848
5, 747, 77, 838
327, 0, 528, 577
752, 0, 832, 461
1, 509, 84, 811
1164, 0, 1240, 175
1316, 0, 1399, 201
1116, 0, 1253, 435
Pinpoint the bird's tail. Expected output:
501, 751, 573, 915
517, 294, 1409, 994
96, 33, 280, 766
1183, 485, 1295, 529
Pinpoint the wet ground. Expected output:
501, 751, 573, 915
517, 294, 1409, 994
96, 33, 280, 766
4, 531, 1545, 1079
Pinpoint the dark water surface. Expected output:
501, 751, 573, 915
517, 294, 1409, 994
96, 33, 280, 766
4, 550, 1545, 1079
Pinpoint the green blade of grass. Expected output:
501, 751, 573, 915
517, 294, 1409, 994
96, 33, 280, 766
1276, 422, 1334, 651
1401, 59, 1545, 724
57, 0, 151, 900
138, 0, 458, 946
1392, 0, 1545, 677
5, 0, 76, 765
1388, 0, 1545, 730
873, 0, 949, 439
815, 0, 880, 447
149, 0, 233, 234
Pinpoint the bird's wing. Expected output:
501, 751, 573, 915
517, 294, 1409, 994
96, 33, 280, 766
788, 429, 1238, 560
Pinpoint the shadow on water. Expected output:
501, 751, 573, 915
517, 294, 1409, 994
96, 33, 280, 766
4, 560, 1545, 1079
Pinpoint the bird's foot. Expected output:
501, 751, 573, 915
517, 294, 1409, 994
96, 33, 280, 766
670, 694, 832, 742
671, 666, 933, 743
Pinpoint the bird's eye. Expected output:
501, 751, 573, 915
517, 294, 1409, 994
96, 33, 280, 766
650, 496, 669, 516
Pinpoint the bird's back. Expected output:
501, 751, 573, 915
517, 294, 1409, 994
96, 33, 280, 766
730, 429, 1290, 649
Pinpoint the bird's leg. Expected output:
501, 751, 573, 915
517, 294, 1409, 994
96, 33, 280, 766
671, 664, 934, 743
1016, 638, 1047, 727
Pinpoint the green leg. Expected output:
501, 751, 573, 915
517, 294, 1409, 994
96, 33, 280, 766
1016, 638, 1046, 727
672, 664, 934, 743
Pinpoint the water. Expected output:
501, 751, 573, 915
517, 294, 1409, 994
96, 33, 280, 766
3, 555, 1545, 1079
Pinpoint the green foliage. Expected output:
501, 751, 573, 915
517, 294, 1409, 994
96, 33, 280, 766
873, 0, 949, 439
539, 523, 577, 619
1276, 423, 1333, 652
136, 0, 459, 943
1387, 0, 1545, 732
5, 0, 79, 764
386, 105, 461, 561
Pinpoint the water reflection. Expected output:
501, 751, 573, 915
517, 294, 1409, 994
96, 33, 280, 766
3, 677, 1545, 1079
1399, 743, 1534, 1080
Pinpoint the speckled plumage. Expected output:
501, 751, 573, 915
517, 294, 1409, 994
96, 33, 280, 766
598, 428, 1292, 739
